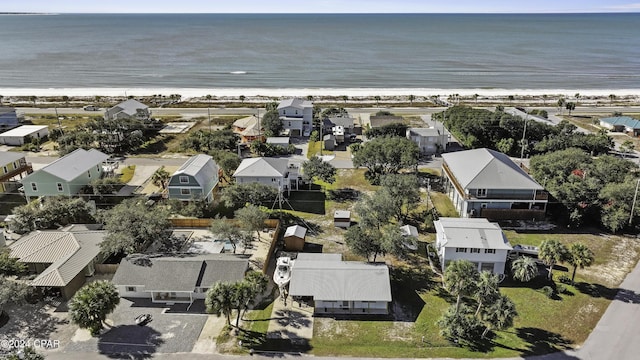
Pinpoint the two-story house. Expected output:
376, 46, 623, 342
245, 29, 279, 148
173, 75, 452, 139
167, 154, 219, 203
277, 98, 313, 137
104, 99, 151, 123
406, 127, 449, 155
0, 107, 20, 133
232, 157, 300, 193
0, 152, 33, 193
21, 148, 109, 198
441, 148, 548, 220
434, 217, 513, 275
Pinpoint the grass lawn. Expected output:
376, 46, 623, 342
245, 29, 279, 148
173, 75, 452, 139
318, 168, 380, 192
25, 113, 99, 129
430, 192, 459, 218
309, 231, 640, 358
119, 165, 136, 183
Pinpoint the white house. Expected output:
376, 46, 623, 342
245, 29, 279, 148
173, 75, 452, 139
406, 127, 449, 155
0, 125, 49, 146
112, 254, 248, 305
441, 148, 548, 220
104, 99, 151, 123
434, 217, 513, 275
232, 157, 299, 193
277, 98, 313, 137
289, 253, 391, 315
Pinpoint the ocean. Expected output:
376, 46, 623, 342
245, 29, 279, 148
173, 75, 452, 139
0, 13, 639, 96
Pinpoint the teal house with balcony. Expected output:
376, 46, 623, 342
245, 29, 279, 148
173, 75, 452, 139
21, 149, 109, 199
167, 154, 219, 203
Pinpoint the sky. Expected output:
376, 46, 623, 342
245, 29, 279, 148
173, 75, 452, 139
2, 0, 640, 14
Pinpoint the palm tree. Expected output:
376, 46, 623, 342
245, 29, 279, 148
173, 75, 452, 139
29, 95, 37, 106
609, 94, 616, 105
306, 95, 314, 101
151, 166, 170, 191
473, 94, 479, 104
68, 281, 120, 336
480, 294, 517, 339
408, 94, 415, 105
341, 95, 348, 104
374, 95, 381, 107
206, 282, 237, 325
239, 95, 246, 103
542, 94, 547, 105
539, 239, 569, 280
575, 93, 580, 105
568, 243, 594, 284
565, 102, 576, 115
511, 256, 539, 282
443, 260, 479, 313
475, 271, 499, 316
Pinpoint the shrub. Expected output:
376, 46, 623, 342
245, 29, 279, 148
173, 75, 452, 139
558, 274, 571, 284
309, 130, 319, 142
556, 284, 568, 295
541, 286, 555, 298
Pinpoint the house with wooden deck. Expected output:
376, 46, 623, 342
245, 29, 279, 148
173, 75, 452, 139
441, 148, 548, 220
0, 152, 33, 193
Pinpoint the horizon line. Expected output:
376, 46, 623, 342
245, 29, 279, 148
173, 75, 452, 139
2, 11, 640, 15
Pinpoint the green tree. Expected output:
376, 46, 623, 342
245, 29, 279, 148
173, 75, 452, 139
0, 250, 26, 276
68, 281, 120, 336
379, 174, 420, 223
341, 95, 348, 103
235, 204, 268, 243
408, 94, 415, 105
352, 136, 419, 184
354, 193, 395, 230
239, 95, 246, 103
599, 180, 638, 232
565, 102, 576, 115
474, 271, 499, 316
302, 156, 337, 186
209, 217, 244, 253
480, 294, 517, 339
91, 177, 123, 196
557, 97, 566, 110
0, 276, 30, 317
261, 110, 282, 137
219, 183, 278, 209
151, 166, 171, 190
609, 94, 616, 105
436, 304, 483, 347
620, 140, 635, 158
9, 197, 96, 234
496, 137, 515, 154
99, 198, 172, 254
374, 95, 381, 107
539, 239, 569, 280
205, 282, 237, 325
568, 243, 595, 284
344, 225, 383, 262
238, 271, 269, 321
210, 150, 241, 182
511, 256, 539, 282
5, 346, 45, 360
443, 260, 479, 313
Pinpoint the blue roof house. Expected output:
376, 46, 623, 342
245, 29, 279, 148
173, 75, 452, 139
21, 149, 109, 198
167, 154, 219, 203
0, 107, 20, 132
600, 116, 640, 136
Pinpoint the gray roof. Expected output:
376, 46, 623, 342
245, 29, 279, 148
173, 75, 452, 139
9, 230, 106, 287
442, 148, 543, 190
0, 151, 25, 165
289, 254, 391, 302
266, 137, 290, 145
400, 224, 418, 237
334, 210, 350, 218
26, 148, 109, 182
277, 98, 312, 110
106, 99, 148, 117
0, 125, 48, 137
284, 225, 307, 239
233, 157, 289, 178
328, 117, 355, 128
296, 253, 342, 262
434, 217, 512, 250
408, 127, 445, 137
112, 254, 248, 292
172, 154, 218, 187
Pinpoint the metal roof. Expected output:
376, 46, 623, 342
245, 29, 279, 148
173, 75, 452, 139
277, 98, 312, 110
266, 137, 290, 145
400, 224, 418, 237
408, 127, 445, 137
289, 254, 391, 302
442, 148, 543, 190
233, 157, 289, 178
233, 115, 259, 129
284, 225, 307, 239
112, 254, 248, 292
9, 230, 106, 287
434, 217, 512, 250
172, 154, 218, 188
334, 210, 350, 218
25, 148, 109, 182
600, 116, 640, 129
0, 125, 48, 137
107, 99, 148, 117
0, 151, 25, 165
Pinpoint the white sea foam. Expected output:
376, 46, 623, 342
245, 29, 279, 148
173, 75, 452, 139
1, 87, 638, 99
229, 71, 247, 75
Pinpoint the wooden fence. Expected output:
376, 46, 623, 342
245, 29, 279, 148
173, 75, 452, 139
169, 218, 213, 228
263, 219, 282, 274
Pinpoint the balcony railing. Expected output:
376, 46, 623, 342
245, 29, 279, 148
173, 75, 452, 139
0, 162, 33, 182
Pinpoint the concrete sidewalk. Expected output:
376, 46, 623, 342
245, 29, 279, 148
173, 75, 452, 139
266, 295, 314, 341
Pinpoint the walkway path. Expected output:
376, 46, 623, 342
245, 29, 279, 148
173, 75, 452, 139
266, 294, 315, 342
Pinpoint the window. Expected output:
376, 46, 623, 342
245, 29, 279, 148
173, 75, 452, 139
484, 249, 496, 254
97, 164, 100, 171
481, 263, 494, 272
126, 286, 136, 292
455, 247, 467, 253
13, 161, 18, 169
31, 182, 37, 191
57, 183, 63, 192
179, 176, 189, 184
181, 188, 191, 195
476, 188, 487, 197
2, 166, 7, 174
471, 248, 481, 253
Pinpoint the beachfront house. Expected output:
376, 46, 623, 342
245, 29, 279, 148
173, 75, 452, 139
104, 99, 152, 123
0, 107, 20, 132
277, 98, 313, 137
0, 152, 33, 193
0, 125, 49, 146
289, 253, 392, 315
441, 148, 548, 220
232, 157, 300, 193
21, 148, 109, 198
406, 127, 449, 155
599, 116, 640, 136
112, 254, 248, 306
167, 154, 220, 203
9, 227, 107, 300
434, 217, 513, 275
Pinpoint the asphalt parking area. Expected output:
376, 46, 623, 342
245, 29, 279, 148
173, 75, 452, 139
63, 298, 208, 356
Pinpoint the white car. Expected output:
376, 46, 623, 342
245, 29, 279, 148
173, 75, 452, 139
83, 105, 100, 111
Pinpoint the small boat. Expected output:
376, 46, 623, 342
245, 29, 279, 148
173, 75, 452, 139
273, 257, 293, 287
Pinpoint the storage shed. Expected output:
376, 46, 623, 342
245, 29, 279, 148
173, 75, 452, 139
0, 125, 49, 146
283, 225, 307, 251
334, 210, 351, 228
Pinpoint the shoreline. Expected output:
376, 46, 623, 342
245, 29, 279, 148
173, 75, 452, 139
1, 87, 639, 99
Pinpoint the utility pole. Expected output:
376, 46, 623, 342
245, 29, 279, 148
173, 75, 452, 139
630, 178, 640, 226
520, 115, 528, 164
208, 107, 211, 133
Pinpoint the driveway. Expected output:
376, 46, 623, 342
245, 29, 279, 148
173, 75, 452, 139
62, 298, 208, 357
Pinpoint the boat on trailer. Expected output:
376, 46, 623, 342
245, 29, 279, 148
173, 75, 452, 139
273, 257, 294, 287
